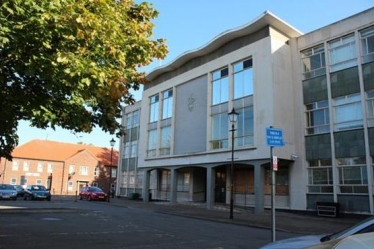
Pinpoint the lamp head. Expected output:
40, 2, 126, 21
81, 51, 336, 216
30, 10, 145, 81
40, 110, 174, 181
228, 108, 239, 123
110, 138, 116, 147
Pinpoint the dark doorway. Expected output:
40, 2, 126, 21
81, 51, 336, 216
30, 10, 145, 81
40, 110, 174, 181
215, 167, 226, 203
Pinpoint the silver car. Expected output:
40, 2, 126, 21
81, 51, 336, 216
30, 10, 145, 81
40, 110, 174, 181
260, 216, 374, 249
0, 184, 18, 200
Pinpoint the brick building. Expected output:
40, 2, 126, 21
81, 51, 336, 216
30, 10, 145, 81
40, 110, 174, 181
0, 140, 118, 195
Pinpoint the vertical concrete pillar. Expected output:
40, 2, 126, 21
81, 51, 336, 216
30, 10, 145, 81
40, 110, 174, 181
142, 170, 150, 203
170, 168, 178, 204
254, 163, 264, 214
206, 167, 215, 210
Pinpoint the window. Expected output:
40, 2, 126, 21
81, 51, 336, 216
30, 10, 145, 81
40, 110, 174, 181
111, 167, 116, 178
36, 179, 42, 185
160, 126, 171, 155
130, 141, 138, 158
126, 110, 140, 129
94, 166, 99, 177
236, 107, 254, 146
80, 166, 89, 176
301, 44, 326, 80
360, 26, 374, 64
162, 90, 173, 119
68, 181, 73, 191
233, 59, 253, 99
328, 34, 357, 72
307, 159, 333, 193
10, 178, 16, 185
12, 161, 19, 171
47, 163, 53, 173
23, 162, 29, 172
366, 91, 374, 127
305, 100, 330, 134
69, 165, 75, 174
149, 94, 159, 123
124, 142, 130, 159
37, 163, 43, 172
211, 113, 229, 149
177, 172, 190, 192
333, 93, 363, 130
147, 129, 158, 157
212, 68, 229, 105
337, 157, 368, 193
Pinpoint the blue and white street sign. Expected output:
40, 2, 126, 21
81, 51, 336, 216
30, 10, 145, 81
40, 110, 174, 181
266, 127, 284, 147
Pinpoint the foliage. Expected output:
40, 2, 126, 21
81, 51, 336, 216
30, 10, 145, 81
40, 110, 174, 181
0, 0, 167, 160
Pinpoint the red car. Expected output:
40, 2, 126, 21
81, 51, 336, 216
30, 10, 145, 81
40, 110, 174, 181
79, 187, 108, 201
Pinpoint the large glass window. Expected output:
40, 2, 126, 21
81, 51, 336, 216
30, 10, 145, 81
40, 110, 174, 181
147, 129, 158, 157
337, 157, 368, 193
130, 141, 138, 158
305, 100, 330, 135
301, 44, 326, 80
366, 91, 374, 127
212, 68, 229, 105
236, 107, 254, 146
307, 159, 333, 193
360, 26, 374, 64
162, 89, 173, 119
328, 34, 357, 72
233, 59, 253, 99
126, 110, 140, 129
160, 126, 171, 156
149, 94, 159, 123
333, 93, 363, 131
211, 113, 229, 149
124, 142, 130, 159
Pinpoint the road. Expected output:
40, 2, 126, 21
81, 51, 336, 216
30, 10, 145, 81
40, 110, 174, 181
0, 198, 298, 249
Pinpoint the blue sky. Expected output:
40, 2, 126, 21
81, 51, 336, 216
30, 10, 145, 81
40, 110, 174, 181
17, 0, 373, 148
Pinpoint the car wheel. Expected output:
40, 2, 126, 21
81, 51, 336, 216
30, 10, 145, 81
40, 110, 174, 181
88, 195, 92, 202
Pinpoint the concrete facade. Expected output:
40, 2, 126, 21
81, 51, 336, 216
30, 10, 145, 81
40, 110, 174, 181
118, 8, 374, 214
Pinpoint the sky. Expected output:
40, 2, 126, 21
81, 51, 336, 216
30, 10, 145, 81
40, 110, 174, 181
17, 0, 374, 149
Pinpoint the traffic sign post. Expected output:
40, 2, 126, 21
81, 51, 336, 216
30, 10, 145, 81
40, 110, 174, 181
266, 127, 284, 242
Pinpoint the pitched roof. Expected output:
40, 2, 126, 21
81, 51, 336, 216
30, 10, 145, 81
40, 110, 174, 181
12, 140, 118, 166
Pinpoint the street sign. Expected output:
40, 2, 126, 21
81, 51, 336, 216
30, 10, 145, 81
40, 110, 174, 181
266, 127, 284, 147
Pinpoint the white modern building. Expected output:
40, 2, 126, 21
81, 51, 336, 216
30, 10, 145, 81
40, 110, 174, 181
118, 8, 374, 214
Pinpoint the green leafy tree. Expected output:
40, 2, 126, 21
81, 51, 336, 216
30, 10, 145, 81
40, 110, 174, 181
0, 0, 167, 160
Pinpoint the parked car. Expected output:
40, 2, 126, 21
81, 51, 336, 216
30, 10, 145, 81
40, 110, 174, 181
14, 185, 25, 197
24, 185, 51, 201
79, 186, 108, 201
304, 232, 374, 249
260, 216, 374, 249
0, 184, 18, 200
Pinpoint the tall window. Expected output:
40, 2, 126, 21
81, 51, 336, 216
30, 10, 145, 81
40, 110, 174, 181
307, 159, 333, 193
337, 157, 368, 193
211, 113, 228, 149
236, 107, 254, 146
149, 94, 159, 123
124, 142, 130, 159
366, 91, 374, 127
23, 162, 29, 172
301, 44, 326, 80
160, 126, 171, 155
80, 166, 89, 176
130, 141, 138, 158
94, 166, 99, 177
69, 165, 75, 174
147, 129, 158, 157
360, 26, 374, 64
10, 178, 16, 185
233, 59, 253, 99
36, 179, 42, 185
12, 161, 19, 171
47, 163, 53, 173
126, 110, 140, 129
305, 100, 330, 135
212, 68, 229, 105
162, 89, 173, 119
333, 93, 363, 131
328, 34, 357, 72
37, 163, 43, 172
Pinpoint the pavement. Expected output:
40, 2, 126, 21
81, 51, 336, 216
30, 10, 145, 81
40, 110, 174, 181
105, 197, 369, 235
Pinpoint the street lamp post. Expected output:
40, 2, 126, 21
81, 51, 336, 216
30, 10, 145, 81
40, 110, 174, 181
228, 107, 238, 219
108, 138, 116, 203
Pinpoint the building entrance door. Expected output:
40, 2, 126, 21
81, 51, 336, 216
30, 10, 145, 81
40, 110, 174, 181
214, 167, 226, 203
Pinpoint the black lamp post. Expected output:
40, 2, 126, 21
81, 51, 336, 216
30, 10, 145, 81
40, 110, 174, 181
228, 107, 238, 219
108, 138, 116, 203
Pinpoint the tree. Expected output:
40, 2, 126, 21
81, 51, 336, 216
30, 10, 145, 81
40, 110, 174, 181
0, 0, 168, 160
